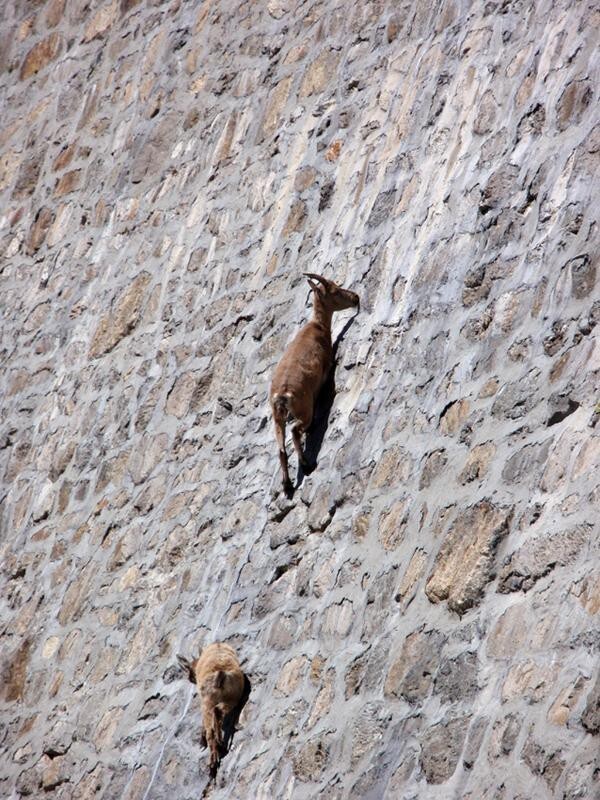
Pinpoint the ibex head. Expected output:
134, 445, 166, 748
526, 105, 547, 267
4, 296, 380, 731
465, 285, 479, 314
304, 273, 360, 312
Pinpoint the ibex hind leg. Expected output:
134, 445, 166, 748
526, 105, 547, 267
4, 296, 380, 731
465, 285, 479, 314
291, 417, 314, 473
274, 416, 293, 496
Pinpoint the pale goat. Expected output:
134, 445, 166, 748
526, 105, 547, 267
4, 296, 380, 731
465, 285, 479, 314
177, 642, 246, 776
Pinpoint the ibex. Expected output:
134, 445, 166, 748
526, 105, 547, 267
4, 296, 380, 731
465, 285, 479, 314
177, 643, 246, 777
270, 273, 359, 496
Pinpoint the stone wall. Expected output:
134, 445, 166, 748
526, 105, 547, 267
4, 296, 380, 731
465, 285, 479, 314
0, 0, 598, 798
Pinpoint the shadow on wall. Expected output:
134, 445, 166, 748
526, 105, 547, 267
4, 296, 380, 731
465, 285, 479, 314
298, 313, 359, 488
220, 673, 252, 769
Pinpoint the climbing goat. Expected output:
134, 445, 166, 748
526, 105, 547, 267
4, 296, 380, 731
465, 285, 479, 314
270, 273, 359, 495
177, 642, 246, 777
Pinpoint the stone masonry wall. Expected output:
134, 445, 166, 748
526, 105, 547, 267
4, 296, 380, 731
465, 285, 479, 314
0, 0, 598, 798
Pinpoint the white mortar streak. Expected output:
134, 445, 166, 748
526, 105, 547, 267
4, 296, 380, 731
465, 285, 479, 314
139, 686, 195, 800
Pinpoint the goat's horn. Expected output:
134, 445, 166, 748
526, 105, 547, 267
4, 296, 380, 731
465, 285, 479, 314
303, 272, 327, 285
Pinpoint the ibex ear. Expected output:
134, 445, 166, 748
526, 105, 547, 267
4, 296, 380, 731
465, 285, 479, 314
304, 276, 325, 295
177, 654, 197, 684
304, 272, 328, 290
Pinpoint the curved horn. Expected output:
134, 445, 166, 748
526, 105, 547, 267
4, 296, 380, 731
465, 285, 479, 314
303, 272, 328, 286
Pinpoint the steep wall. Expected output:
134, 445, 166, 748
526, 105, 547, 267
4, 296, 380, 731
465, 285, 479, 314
1, 0, 598, 798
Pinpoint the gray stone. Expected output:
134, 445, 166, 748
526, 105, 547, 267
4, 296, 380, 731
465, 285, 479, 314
420, 716, 470, 784
497, 524, 592, 594
434, 651, 479, 704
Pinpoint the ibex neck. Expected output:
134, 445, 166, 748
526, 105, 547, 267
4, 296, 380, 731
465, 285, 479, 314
311, 299, 333, 332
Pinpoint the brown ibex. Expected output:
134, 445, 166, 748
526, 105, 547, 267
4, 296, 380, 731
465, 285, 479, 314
270, 273, 359, 496
177, 642, 246, 777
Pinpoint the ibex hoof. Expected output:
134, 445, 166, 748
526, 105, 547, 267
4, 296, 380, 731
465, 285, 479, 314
282, 479, 294, 498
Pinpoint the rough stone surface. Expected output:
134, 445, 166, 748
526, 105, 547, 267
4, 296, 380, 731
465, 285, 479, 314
0, 1, 598, 799
425, 501, 513, 614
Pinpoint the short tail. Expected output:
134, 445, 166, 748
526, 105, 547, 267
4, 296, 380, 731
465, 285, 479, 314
272, 392, 291, 419
215, 670, 226, 689
203, 670, 227, 692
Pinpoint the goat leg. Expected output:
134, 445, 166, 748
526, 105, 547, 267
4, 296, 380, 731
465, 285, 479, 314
291, 420, 312, 472
274, 418, 293, 496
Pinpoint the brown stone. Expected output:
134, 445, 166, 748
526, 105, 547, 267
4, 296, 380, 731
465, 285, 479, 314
26, 207, 54, 253
299, 49, 340, 97
547, 677, 588, 726
478, 377, 499, 398
41, 754, 68, 791
165, 369, 212, 418
282, 199, 307, 235
539, 430, 578, 493
95, 708, 123, 750
419, 448, 447, 489
46, 0, 66, 28
439, 399, 470, 435
261, 76, 292, 137
351, 703, 387, 766
487, 602, 529, 659
571, 435, 600, 481
58, 564, 95, 624
569, 254, 596, 299
394, 548, 427, 609
128, 433, 168, 485
54, 169, 81, 197
489, 712, 522, 758
522, 733, 566, 791
83, 0, 118, 42
89, 272, 151, 357
3, 638, 31, 701
120, 617, 157, 674
458, 441, 496, 484
556, 79, 594, 131
95, 450, 130, 494
294, 166, 317, 192
426, 501, 512, 613
268, 614, 298, 650
293, 736, 330, 781
420, 716, 470, 784
325, 140, 342, 162
306, 670, 334, 728
384, 629, 445, 703
502, 659, 558, 704
370, 445, 413, 489
275, 656, 307, 696
20, 33, 63, 80
571, 571, 600, 615
473, 89, 498, 135
12, 151, 45, 199
378, 498, 409, 550
387, 16, 400, 43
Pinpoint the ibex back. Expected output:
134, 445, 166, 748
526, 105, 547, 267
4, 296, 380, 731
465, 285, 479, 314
270, 273, 359, 496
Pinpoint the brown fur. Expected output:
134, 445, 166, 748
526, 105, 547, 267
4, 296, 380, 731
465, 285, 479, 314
270, 273, 359, 495
177, 643, 245, 776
